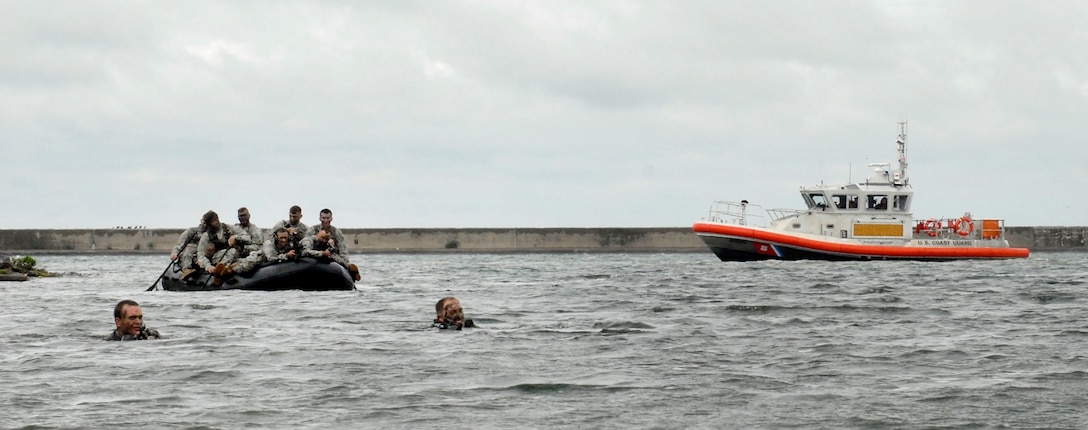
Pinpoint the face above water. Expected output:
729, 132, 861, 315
444, 300, 464, 324
115, 304, 144, 336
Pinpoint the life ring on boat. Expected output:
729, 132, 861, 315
923, 218, 940, 237
954, 217, 974, 236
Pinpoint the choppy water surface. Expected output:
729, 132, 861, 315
2, 252, 1086, 429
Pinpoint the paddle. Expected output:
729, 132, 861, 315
145, 258, 176, 292
146, 230, 197, 291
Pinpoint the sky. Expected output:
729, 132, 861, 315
1, 1, 1086, 229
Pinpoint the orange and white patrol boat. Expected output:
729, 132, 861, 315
692, 121, 1029, 261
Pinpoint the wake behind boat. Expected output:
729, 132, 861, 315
160, 257, 356, 291
692, 121, 1029, 261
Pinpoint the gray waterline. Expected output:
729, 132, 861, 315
2, 253, 1086, 429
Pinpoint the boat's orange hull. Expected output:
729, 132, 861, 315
693, 222, 1030, 261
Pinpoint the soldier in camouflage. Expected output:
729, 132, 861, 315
230, 207, 265, 276
262, 227, 302, 263
302, 208, 361, 281
234, 207, 264, 257
271, 205, 308, 247
106, 299, 161, 341
227, 207, 265, 277
170, 216, 208, 279
196, 210, 252, 285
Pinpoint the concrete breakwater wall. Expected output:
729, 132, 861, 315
0, 226, 1084, 254
0, 228, 704, 254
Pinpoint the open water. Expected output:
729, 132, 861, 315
1, 252, 1086, 429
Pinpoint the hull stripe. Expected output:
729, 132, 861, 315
693, 222, 1029, 259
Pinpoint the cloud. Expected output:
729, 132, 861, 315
423, 60, 456, 79
1, 1, 1087, 229
185, 39, 265, 66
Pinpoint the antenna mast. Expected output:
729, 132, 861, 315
897, 120, 908, 173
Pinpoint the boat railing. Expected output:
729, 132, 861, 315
767, 208, 805, 222
910, 216, 1009, 240
705, 201, 766, 226
705, 201, 802, 227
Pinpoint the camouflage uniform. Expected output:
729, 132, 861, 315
197, 225, 251, 271
235, 222, 264, 257
171, 224, 206, 270
105, 325, 161, 341
262, 235, 303, 263
302, 224, 352, 268
225, 222, 265, 275
271, 219, 309, 245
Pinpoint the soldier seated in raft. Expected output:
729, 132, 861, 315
171, 215, 209, 279
271, 205, 308, 245
262, 227, 303, 263
301, 208, 361, 281
106, 299, 161, 341
432, 297, 475, 330
196, 210, 253, 286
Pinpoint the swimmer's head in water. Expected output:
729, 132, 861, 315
434, 297, 463, 325
444, 300, 464, 326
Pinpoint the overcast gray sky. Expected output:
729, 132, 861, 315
1, 1, 1085, 229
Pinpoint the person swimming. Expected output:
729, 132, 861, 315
106, 299, 161, 341
432, 296, 475, 330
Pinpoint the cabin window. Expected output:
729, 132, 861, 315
894, 195, 909, 211
847, 195, 859, 209
867, 195, 889, 210
809, 193, 829, 209
832, 195, 847, 209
